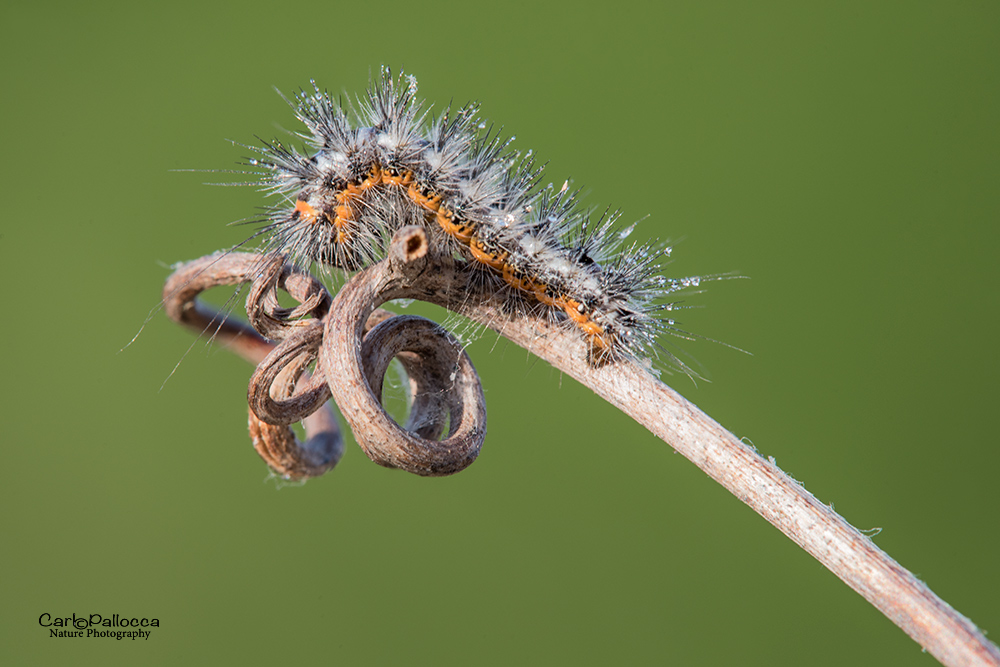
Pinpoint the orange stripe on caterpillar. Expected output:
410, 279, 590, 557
556, 296, 611, 351
304, 166, 616, 353
561, 298, 606, 339
297, 198, 353, 244
294, 200, 319, 224
362, 164, 383, 189
468, 238, 508, 272
424, 195, 612, 346
381, 167, 414, 187
498, 262, 555, 307
561, 298, 588, 325
407, 183, 442, 213
332, 170, 387, 244
501, 264, 529, 291
333, 204, 352, 223
435, 208, 475, 245
499, 262, 610, 346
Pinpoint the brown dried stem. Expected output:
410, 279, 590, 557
317, 226, 487, 476
163, 253, 343, 479
164, 229, 998, 667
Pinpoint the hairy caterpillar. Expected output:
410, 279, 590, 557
240, 67, 715, 369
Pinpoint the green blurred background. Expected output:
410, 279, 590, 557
2, 1, 997, 664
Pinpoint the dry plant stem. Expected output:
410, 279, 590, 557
162, 253, 343, 479
319, 227, 998, 667
245, 318, 341, 480
163, 253, 278, 366
164, 232, 997, 665
319, 227, 487, 476
248, 321, 330, 426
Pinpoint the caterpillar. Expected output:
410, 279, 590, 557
240, 67, 713, 369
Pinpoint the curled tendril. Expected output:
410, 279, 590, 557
248, 321, 329, 426
245, 252, 330, 341
162, 227, 489, 479
163, 253, 343, 479
327, 314, 486, 476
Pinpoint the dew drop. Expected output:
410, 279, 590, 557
618, 223, 637, 240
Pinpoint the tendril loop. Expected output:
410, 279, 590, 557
163, 227, 489, 479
